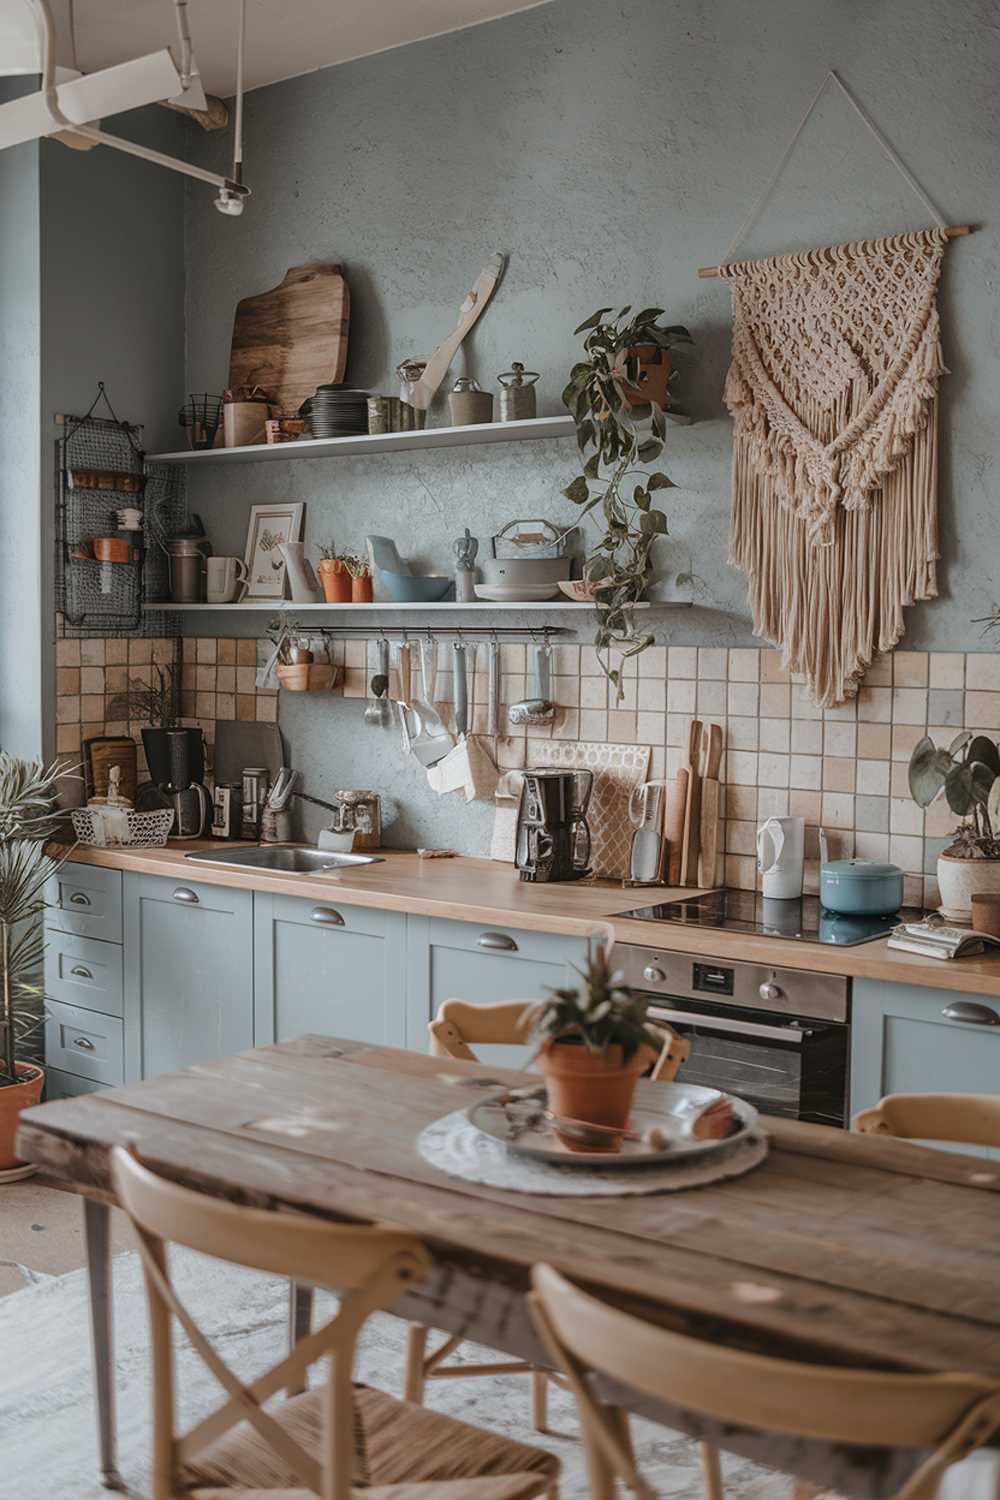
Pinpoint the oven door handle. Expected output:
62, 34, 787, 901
648, 1006, 807, 1044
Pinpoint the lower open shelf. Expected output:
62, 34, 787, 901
141, 600, 693, 613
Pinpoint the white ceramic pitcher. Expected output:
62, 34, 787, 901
756, 815, 805, 900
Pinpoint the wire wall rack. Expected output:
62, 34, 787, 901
55, 386, 187, 639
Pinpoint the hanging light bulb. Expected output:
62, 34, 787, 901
214, 0, 246, 216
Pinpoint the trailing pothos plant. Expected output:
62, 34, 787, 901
909, 732, 1000, 858
562, 306, 692, 699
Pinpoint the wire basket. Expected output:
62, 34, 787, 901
70, 807, 175, 848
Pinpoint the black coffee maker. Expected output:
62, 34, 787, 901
137, 727, 212, 839
515, 768, 593, 882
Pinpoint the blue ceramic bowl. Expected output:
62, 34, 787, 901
377, 569, 452, 603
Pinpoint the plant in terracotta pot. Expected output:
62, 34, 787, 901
344, 554, 374, 603
523, 945, 662, 1146
0, 753, 70, 1178
909, 732, 1000, 918
614, 307, 693, 409
316, 544, 355, 603
562, 305, 693, 698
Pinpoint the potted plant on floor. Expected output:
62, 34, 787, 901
0, 753, 68, 1178
909, 732, 1000, 918
561, 306, 692, 698
524, 945, 662, 1144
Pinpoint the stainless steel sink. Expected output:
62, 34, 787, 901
185, 846, 384, 874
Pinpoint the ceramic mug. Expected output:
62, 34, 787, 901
115, 506, 143, 531
206, 555, 249, 604
756, 815, 805, 900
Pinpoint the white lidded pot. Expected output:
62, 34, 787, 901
756, 816, 805, 900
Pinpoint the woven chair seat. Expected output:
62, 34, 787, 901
180, 1382, 557, 1496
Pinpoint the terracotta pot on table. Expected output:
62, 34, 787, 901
537, 1038, 656, 1151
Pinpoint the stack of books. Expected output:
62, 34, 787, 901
888, 920, 1000, 960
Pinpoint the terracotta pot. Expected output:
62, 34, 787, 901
937, 852, 1000, 920
620, 344, 673, 408
538, 1038, 654, 1149
276, 663, 338, 692
317, 558, 351, 603
0, 1062, 45, 1173
351, 573, 374, 604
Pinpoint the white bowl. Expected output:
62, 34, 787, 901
474, 582, 561, 602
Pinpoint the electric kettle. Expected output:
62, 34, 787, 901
756, 815, 805, 900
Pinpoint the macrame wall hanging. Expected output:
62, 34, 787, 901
701, 72, 973, 707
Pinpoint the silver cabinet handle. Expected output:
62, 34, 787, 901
70, 965, 94, 980
310, 906, 345, 927
73, 1036, 96, 1051
478, 931, 518, 952
69, 891, 91, 907
942, 1000, 1000, 1026
648, 1005, 807, 1044
172, 888, 200, 904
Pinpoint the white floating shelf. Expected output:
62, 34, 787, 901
142, 600, 693, 614
146, 411, 694, 467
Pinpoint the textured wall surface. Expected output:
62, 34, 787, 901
178, 0, 999, 849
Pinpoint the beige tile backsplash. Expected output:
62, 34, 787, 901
54, 634, 1000, 905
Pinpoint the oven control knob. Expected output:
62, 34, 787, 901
759, 980, 783, 1003
642, 965, 666, 984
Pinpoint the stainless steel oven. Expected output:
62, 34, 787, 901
618, 944, 851, 1128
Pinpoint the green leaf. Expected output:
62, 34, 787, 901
633, 488, 651, 511
576, 417, 595, 450
970, 761, 998, 805
967, 736, 1000, 775
583, 453, 601, 479
651, 404, 666, 439
945, 763, 977, 816
632, 307, 665, 326
909, 735, 945, 806
639, 509, 667, 535
646, 471, 675, 491
949, 731, 973, 756
637, 438, 663, 463
562, 476, 590, 504
574, 307, 613, 335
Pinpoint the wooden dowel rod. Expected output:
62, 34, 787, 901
697, 224, 975, 278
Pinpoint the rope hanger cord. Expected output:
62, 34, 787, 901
698, 70, 971, 277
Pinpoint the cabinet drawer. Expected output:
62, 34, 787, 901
45, 999, 124, 1086
44, 931, 123, 1017
45, 864, 122, 944
425, 916, 588, 969
45, 1067, 106, 1101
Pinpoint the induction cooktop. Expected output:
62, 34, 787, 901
618, 888, 925, 947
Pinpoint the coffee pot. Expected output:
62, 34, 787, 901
515, 768, 592, 882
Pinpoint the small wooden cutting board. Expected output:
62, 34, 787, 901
228, 263, 350, 414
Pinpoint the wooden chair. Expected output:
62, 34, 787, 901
529, 1261, 1000, 1500
853, 1092, 1000, 1149
110, 1145, 560, 1500
407, 999, 690, 1432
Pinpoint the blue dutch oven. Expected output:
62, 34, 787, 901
820, 857, 904, 916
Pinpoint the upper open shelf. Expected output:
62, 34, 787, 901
145, 412, 694, 466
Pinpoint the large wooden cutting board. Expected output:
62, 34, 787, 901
227, 263, 350, 414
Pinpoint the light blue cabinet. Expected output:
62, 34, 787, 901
43, 866, 124, 1100
405, 915, 590, 1065
123, 873, 254, 1081
851, 979, 1000, 1154
254, 891, 407, 1047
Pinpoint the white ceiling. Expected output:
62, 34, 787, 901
50, 0, 552, 97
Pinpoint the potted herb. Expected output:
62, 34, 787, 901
316, 544, 359, 604
523, 945, 662, 1141
909, 732, 1000, 918
562, 306, 692, 697
0, 754, 68, 1176
344, 554, 374, 604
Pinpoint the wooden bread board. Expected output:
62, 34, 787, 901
679, 719, 703, 886
228, 263, 349, 414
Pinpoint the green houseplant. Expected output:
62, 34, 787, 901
562, 306, 692, 698
0, 753, 68, 1174
524, 945, 662, 1138
909, 732, 1000, 917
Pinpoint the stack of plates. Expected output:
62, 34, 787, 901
304, 386, 369, 439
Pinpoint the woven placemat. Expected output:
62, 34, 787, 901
417, 1109, 768, 1197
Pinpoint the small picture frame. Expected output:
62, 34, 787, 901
243, 503, 305, 600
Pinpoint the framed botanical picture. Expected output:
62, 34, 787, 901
243, 503, 305, 600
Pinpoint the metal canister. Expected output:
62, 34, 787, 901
336, 789, 381, 850
396, 359, 427, 430
448, 377, 493, 426
211, 783, 243, 840
498, 362, 539, 421
241, 767, 269, 840
367, 396, 390, 435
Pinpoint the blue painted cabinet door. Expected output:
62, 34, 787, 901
851, 978, 1000, 1155
405, 915, 591, 1065
123, 873, 254, 1081
254, 892, 407, 1048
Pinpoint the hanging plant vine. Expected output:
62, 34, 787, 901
562, 306, 691, 699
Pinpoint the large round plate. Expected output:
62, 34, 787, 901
467, 1082, 759, 1169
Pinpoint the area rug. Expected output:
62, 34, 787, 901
0, 1246, 805, 1499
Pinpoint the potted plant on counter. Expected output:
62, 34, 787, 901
0, 753, 68, 1179
524, 945, 662, 1143
909, 732, 1000, 918
561, 306, 692, 698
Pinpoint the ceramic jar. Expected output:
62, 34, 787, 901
937, 851, 1000, 920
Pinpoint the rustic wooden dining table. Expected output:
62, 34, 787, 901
16, 1035, 1000, 1499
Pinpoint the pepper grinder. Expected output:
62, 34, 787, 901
452, 527, 479, 602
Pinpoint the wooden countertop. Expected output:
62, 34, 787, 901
56, 841, 1000, 1001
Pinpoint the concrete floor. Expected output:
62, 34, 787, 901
0, 1180, 132, 1298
